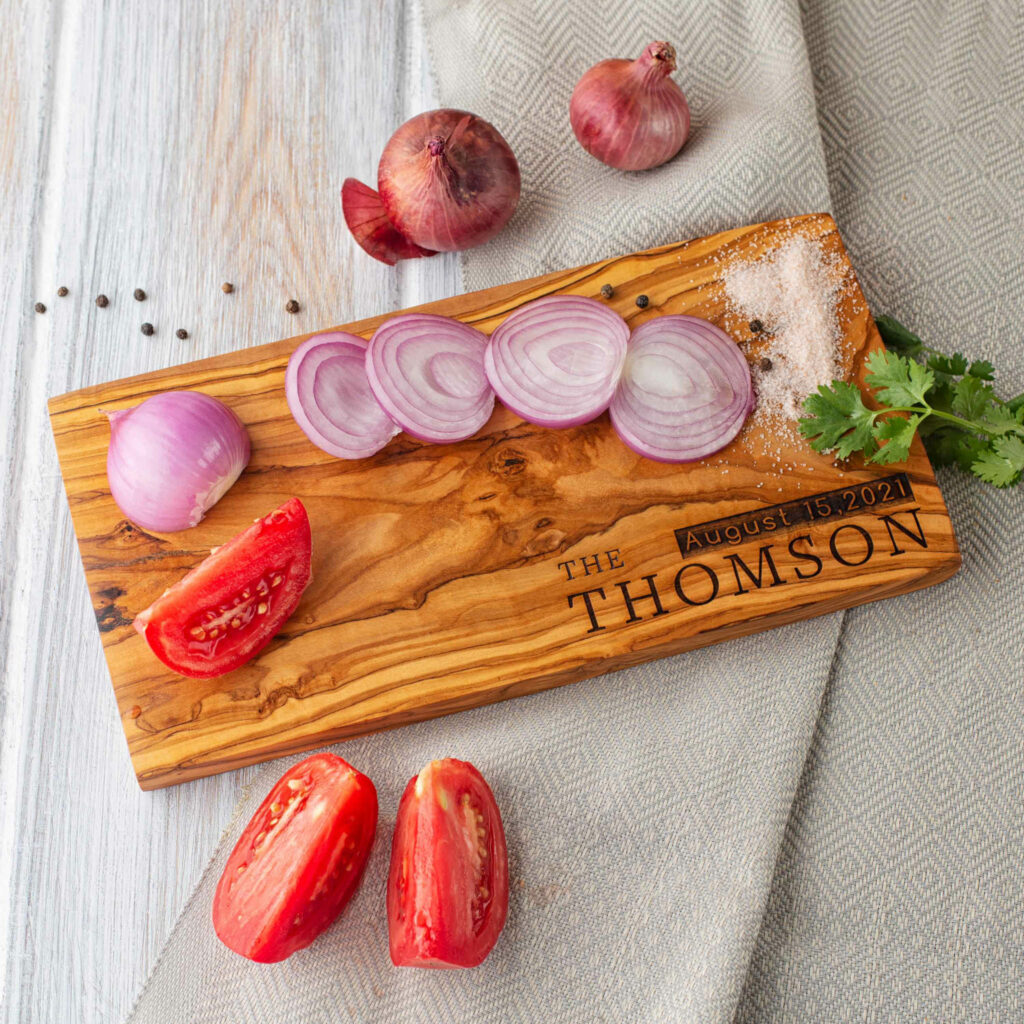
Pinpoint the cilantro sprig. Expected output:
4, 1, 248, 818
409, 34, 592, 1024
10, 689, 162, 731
799, 315, 1024, 488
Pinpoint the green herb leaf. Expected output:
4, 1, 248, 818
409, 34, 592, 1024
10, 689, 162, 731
927, 352, 969, 376
865, 349, 934, 408
799, 382, 877, 456
870, 414, 919, 464
968, 359, 995, 381
924, 429, 989, 474
951, 375, 994, 421
972, 436, 1024, 487
875, 315, 923, 357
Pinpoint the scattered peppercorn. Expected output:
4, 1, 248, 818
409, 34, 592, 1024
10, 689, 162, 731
95, 294, 109, 308
749, 319, 764, 334
760, 357, 773, 372
285, 299, 300, 314
175, 328, 188, 339
34, 302, 46, 314
635, 294, 649, 309
57, 286, 68, 297
133, 288, 147, 301
221, 282, 234, 294
140, 322, 154, 336
600, 284, 614, 299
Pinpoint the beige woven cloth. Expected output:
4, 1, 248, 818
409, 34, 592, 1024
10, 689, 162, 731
129, 0, 1024, 1021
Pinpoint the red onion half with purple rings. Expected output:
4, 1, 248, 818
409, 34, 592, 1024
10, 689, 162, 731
285, 332, 400, 459
610, 315, 753, 462
105, 391, 251, 533
365, 314, 495, 444
484, 295, 629, 429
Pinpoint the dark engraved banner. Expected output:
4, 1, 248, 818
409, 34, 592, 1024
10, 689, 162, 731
674, 473, 915, 558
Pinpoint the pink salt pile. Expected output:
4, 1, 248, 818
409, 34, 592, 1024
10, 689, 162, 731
722, 234, 846, 422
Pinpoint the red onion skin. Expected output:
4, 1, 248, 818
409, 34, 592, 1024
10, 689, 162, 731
570, 42, 690, 171
377, 109, 521, 252
341, 178, 436, 266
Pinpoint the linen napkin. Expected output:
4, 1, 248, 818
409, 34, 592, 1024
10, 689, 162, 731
129, 0, 1024, 1021
129, 1, 840, 1021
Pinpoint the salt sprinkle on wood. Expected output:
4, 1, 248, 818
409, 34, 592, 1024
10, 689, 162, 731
723, 235, 846, 427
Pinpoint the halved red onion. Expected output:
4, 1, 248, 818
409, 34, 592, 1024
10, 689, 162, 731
285, 331, 400, 459
365, 314, 494, 443
610, 315, 753, 462
484, 295, 629, 428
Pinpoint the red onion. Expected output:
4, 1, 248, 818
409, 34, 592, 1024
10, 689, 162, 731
376, 109, 520, 254
105, 391, 250, 532
365, 314, 494, 443
570, 41, 690, 171
484, 295, 629, 428
341, 178, 437, 266
610, 315, 753, 462
285, 331, 400, 459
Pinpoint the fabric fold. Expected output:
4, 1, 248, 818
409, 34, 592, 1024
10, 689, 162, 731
130, 1, 850, 1020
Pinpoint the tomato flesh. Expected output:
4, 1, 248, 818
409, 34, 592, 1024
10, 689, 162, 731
134, 497, 312, 677
213, 753, 378, 962
387, 758, 508, 968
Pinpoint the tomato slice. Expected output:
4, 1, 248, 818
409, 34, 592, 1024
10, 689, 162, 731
134, 497, 312, 678
212, 753, 378, 962
387, 758, 508, 968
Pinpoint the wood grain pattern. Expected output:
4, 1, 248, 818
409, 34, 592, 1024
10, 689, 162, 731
1, 2, 457, 1021
49, 213, 960, 790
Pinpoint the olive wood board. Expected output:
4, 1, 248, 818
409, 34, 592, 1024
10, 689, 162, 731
49, 213, 960, 790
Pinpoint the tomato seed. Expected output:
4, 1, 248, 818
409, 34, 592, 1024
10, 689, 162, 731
271, 575, 283, 587
270, 802, 282, 814
287, 779, 303, 791
189, 626, 205, 640
230, 617, 242, 629
237, 865, 245, 874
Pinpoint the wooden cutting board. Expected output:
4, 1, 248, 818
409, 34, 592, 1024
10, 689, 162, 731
49, 213, 960, 790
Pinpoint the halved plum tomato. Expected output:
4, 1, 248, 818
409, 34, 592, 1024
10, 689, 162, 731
213, 752, 378, 962
387, 758, 508, 968
133, 497, 311, 678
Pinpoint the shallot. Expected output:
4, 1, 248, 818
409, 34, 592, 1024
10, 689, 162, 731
570, 41, 690, 171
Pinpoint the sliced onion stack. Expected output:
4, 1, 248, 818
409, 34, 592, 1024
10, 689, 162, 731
610, 315, 754, 462
484, 295, 629, 428
285, 331, 400, 459
365, 314, 495, 443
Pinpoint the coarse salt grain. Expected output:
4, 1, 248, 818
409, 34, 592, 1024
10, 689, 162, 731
723, 235, 846, 425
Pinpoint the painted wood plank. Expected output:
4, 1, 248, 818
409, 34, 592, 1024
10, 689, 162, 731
1, 1, 457, 1021
49, 214, 960, 792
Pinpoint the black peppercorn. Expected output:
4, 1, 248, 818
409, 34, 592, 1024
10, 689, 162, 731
760, 357, 773, 372
140, 322, 154, 336
749, 319, 764, 334
133, 288, 147, 301
221, 282, 234, 294
57, 286, 68, 297
600, 284, 614, 299
34, 302, 46, 314
176, 328, 189, 339
635, 294, 649, 309
95, 294, 109, 308
285, 299, 300, 314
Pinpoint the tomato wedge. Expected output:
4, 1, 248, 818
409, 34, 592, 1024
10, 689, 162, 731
213, 753, 378, 962
134, 497, 312, 678
387, 758, 508, 968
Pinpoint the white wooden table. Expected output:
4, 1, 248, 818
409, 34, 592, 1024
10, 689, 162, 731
0, 3, 458, 1020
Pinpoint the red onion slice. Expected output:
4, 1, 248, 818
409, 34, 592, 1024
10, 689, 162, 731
286, 332, 400, 459
484, 295, 629, 428
610, 315, 754, 462
365, 314, 495, 443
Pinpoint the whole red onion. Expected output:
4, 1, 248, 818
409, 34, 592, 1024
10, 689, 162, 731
377, 109, 520, 253
570, 41, 690, 171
